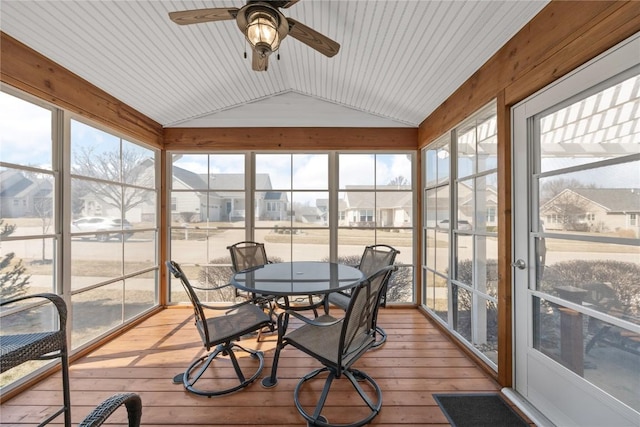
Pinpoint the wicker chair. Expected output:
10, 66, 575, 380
267, 265, 397, 427
228, 241, 323, 317
324, 244, 400, 348
0, 293, 142, 427
167, 260, 273, 397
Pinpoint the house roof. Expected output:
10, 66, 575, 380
264, 191, 287, 201
172, 165, 208, 190
0, 1, 548, 127
571, 188, 640, 213
344, 190, 412, 210
0, 170, 33, 198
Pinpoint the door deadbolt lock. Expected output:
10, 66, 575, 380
512, 259, 526, 270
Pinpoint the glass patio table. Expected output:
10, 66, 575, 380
231, 261, 364, 298
230, 261, 365, 387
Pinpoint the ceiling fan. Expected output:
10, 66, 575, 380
169, 0, 340, 71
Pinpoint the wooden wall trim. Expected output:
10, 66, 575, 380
496, 90, 512, 387
505, 1, 640, 105
164, 127, 418, 151
418, 1, 640, 148
0, 32, 163, 147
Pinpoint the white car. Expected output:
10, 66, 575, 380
71, 217, 133, 242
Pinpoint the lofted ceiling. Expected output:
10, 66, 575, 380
1, 0, 548, 128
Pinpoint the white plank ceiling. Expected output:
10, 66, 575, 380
1, 0, 548, 128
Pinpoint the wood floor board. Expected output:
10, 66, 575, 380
1, 308, 529, 426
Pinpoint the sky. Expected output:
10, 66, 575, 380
2, 89, 637, 192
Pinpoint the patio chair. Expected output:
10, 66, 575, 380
228, 240, 323, 317
0, 293, 142, 427
269, 265, 397, 427
324, 244, 400, 348
227, 240, 273, 303
227, 241, 278, 335
166, 260, 273, 397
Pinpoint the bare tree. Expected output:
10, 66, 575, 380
22, 172, 54, 262
73, 147, 153, 216
388, 176, 409, 187
546, 189, 591, 231
540, 178, 596, 204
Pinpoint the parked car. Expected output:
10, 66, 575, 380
437, 219, 472, 231
71, 217, 133, 242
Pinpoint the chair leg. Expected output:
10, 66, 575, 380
37, 348, 72, 426
61, 347, 72, 427
371, 326, 387, 349
293, 366, 382, 427
181, 342, 264, 397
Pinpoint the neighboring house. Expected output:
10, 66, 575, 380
316, 198, 348, 225
541, 188, 640, 235
0, 169, 52, 218
260, 191, 289, 221
457, 182, 498, 229
295, 205, 324, 224
169, 168, 288, 222
339, 185, 412, 228
171, 165, 207, 222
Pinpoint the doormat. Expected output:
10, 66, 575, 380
433, 393, 529, 427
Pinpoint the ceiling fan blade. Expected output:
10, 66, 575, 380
282, 0, 302, 8
252, 50, 269, 72
287, 18, 340, 57
169, 8, 238, 25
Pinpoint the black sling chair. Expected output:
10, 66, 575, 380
167, 261, 273, 397
267, 265, 397, 426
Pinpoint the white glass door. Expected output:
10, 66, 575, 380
513, 34, 640, 426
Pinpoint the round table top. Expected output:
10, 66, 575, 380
230, 261, 364, 296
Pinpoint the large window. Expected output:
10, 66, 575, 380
422, 103, 499, 369
0, 91, 57, 302
338, 154, 414, 303
169, 152, 416, 304
0, 89, 160, 389
70, 119, 158, 348
169, 154, 247, 302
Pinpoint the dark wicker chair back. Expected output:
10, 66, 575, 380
1, 294, 141, 426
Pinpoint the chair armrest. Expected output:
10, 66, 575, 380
78, 392, 142, 427
191, 282, 236, 293
199, 297, 257, 314
285, 311, 342, 327
0, 293, 67, 329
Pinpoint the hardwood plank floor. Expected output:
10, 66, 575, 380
1, 308, 532, 426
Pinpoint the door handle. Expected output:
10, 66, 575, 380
512, 259, 526, 270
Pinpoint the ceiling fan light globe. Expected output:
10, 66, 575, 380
245, 11, 281, 52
